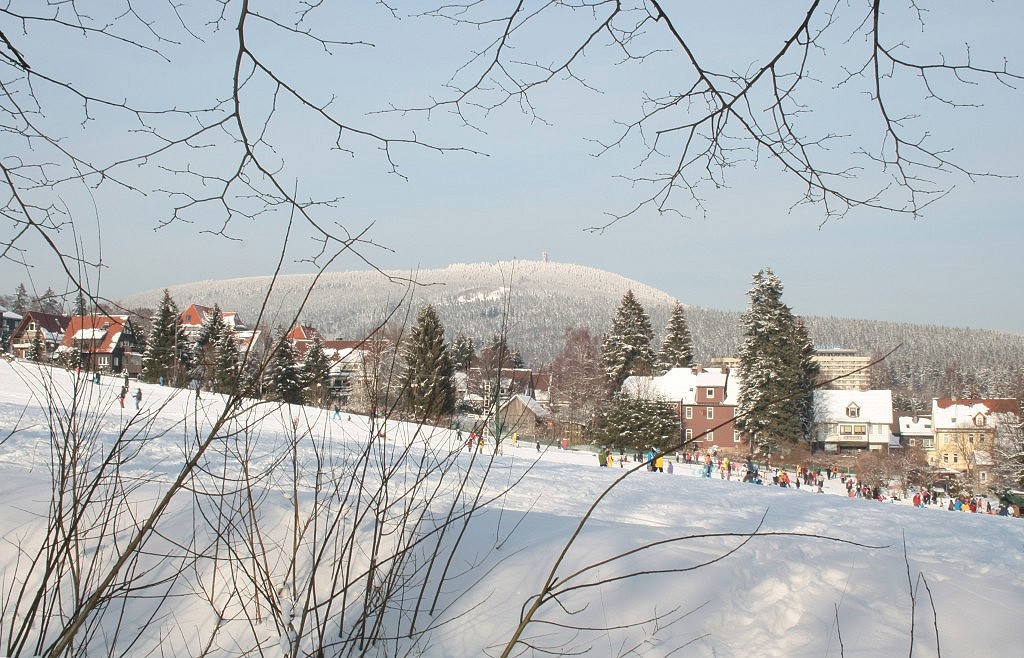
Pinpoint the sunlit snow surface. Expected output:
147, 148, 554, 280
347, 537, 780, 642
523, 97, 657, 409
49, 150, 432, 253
1, 359, 1021, 657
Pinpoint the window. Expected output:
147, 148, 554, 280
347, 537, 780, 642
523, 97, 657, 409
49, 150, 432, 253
840, 424, 853, 435
98, 355, 110, 366
953, 454, 959, 464
853, 425, 866, 435
706, 387, 715, 399
685, 428, 693, 441
733, 430, 742, 443
704, 430, 714, 442
908, 437, 917, 447
923, 438, 935, 449
942, 453, 949, 464
685, 406, 693, 420
968, 434, 974, 444
974, 414, 986, 427
706, 407, 714, 420
981, 471, 988, 483
846, 403, 860, 418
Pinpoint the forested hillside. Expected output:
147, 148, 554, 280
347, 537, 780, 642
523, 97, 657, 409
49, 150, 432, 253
119, 261, 1024, 401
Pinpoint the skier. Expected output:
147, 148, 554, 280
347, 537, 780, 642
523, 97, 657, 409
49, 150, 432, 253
134, 387, 142, 409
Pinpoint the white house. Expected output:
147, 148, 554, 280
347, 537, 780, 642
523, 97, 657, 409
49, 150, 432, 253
813, 389, 894, 453
897, 415, 934, 450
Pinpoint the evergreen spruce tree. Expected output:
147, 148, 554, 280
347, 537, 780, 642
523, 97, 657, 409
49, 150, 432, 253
655, 302, 694, 373
736, 269, 820, 454
38, 287, 62, 314
191, 304, 227, 383
302, 333, 332, 406
213, 330, 240, 394
602, 290, 655, 392
450, 333, 475, 371
72, 290, 87, 317
265, 329, 304, 404
140, 290, 183, 384
592, 391, 680, 452
400, 304, 455, 418
26, 329, 45, 362
13, 283, 29, 315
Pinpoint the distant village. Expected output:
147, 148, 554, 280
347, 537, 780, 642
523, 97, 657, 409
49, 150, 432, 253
2, 293, 1021, 502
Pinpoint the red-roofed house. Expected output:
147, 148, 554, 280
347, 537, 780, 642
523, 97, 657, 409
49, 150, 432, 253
57, 314, 142, 374
179, 304, 248, 336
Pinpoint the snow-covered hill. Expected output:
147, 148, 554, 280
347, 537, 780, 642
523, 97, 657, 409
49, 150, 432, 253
118, 260, 1024, 397
1, 359, 1021, 657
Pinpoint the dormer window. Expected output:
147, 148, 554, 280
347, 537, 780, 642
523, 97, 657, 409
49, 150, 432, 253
706, 387, 715, 399
846, 403, 860, 418
973, 413, 986, 427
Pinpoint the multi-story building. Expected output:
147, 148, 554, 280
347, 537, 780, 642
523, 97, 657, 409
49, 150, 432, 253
930, 398, 1020, 486
180, 303, 263, 353
813, 389, 894, 453
712, 348, 872, 391
56, 314, 142, 374
813, 347, 871, 391
9, 311, 71, 360
896, 415, 933, 451
623, 365, 745, 453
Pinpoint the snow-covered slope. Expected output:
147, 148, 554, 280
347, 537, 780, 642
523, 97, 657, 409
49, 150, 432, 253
1, 359, 1021, 657
119, 260, 688, 361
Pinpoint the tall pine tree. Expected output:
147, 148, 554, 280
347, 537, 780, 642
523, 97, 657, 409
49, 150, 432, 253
12, 283, 29, 315
602, 290, 655, 392
736, 269, 819, 454
591, 391, 681, 452
213, 330, 240, 394
302, 333, 332, 406
450, 333, 475, 371
191, 305, 227, 383
265, 329, 304, 404
400, 305, 455, 418
141, 290, 185, 384
655, 302, 694, 374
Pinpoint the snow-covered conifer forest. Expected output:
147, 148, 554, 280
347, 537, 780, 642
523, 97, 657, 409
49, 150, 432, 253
116, 261, 1024, 401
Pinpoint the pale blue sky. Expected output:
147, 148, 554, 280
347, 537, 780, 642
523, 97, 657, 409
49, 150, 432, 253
2, 1, 1021, 331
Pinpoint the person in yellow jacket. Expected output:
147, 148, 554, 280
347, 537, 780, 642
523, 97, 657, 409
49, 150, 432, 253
654, 453, 664, 472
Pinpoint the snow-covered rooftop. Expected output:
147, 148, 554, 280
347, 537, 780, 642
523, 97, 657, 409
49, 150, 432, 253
897, 415, 933, 436
814, 389, 894, 424
622, 366, 739, 404
72, 327, 108, 341
931, 398, 1019, 429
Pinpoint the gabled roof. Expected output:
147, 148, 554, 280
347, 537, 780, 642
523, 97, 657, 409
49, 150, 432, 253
179, 304, 247, 331
622, 366, 738, 404
931, 398, 1020, 429
12, 311, 72, 341
500, 393, 551, 419
814, 389, 894, 424
59, 315, 134, 354
287, 325, 323, 342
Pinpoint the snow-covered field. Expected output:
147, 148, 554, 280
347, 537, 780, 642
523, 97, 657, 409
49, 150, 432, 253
1, 359, 1022, 657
